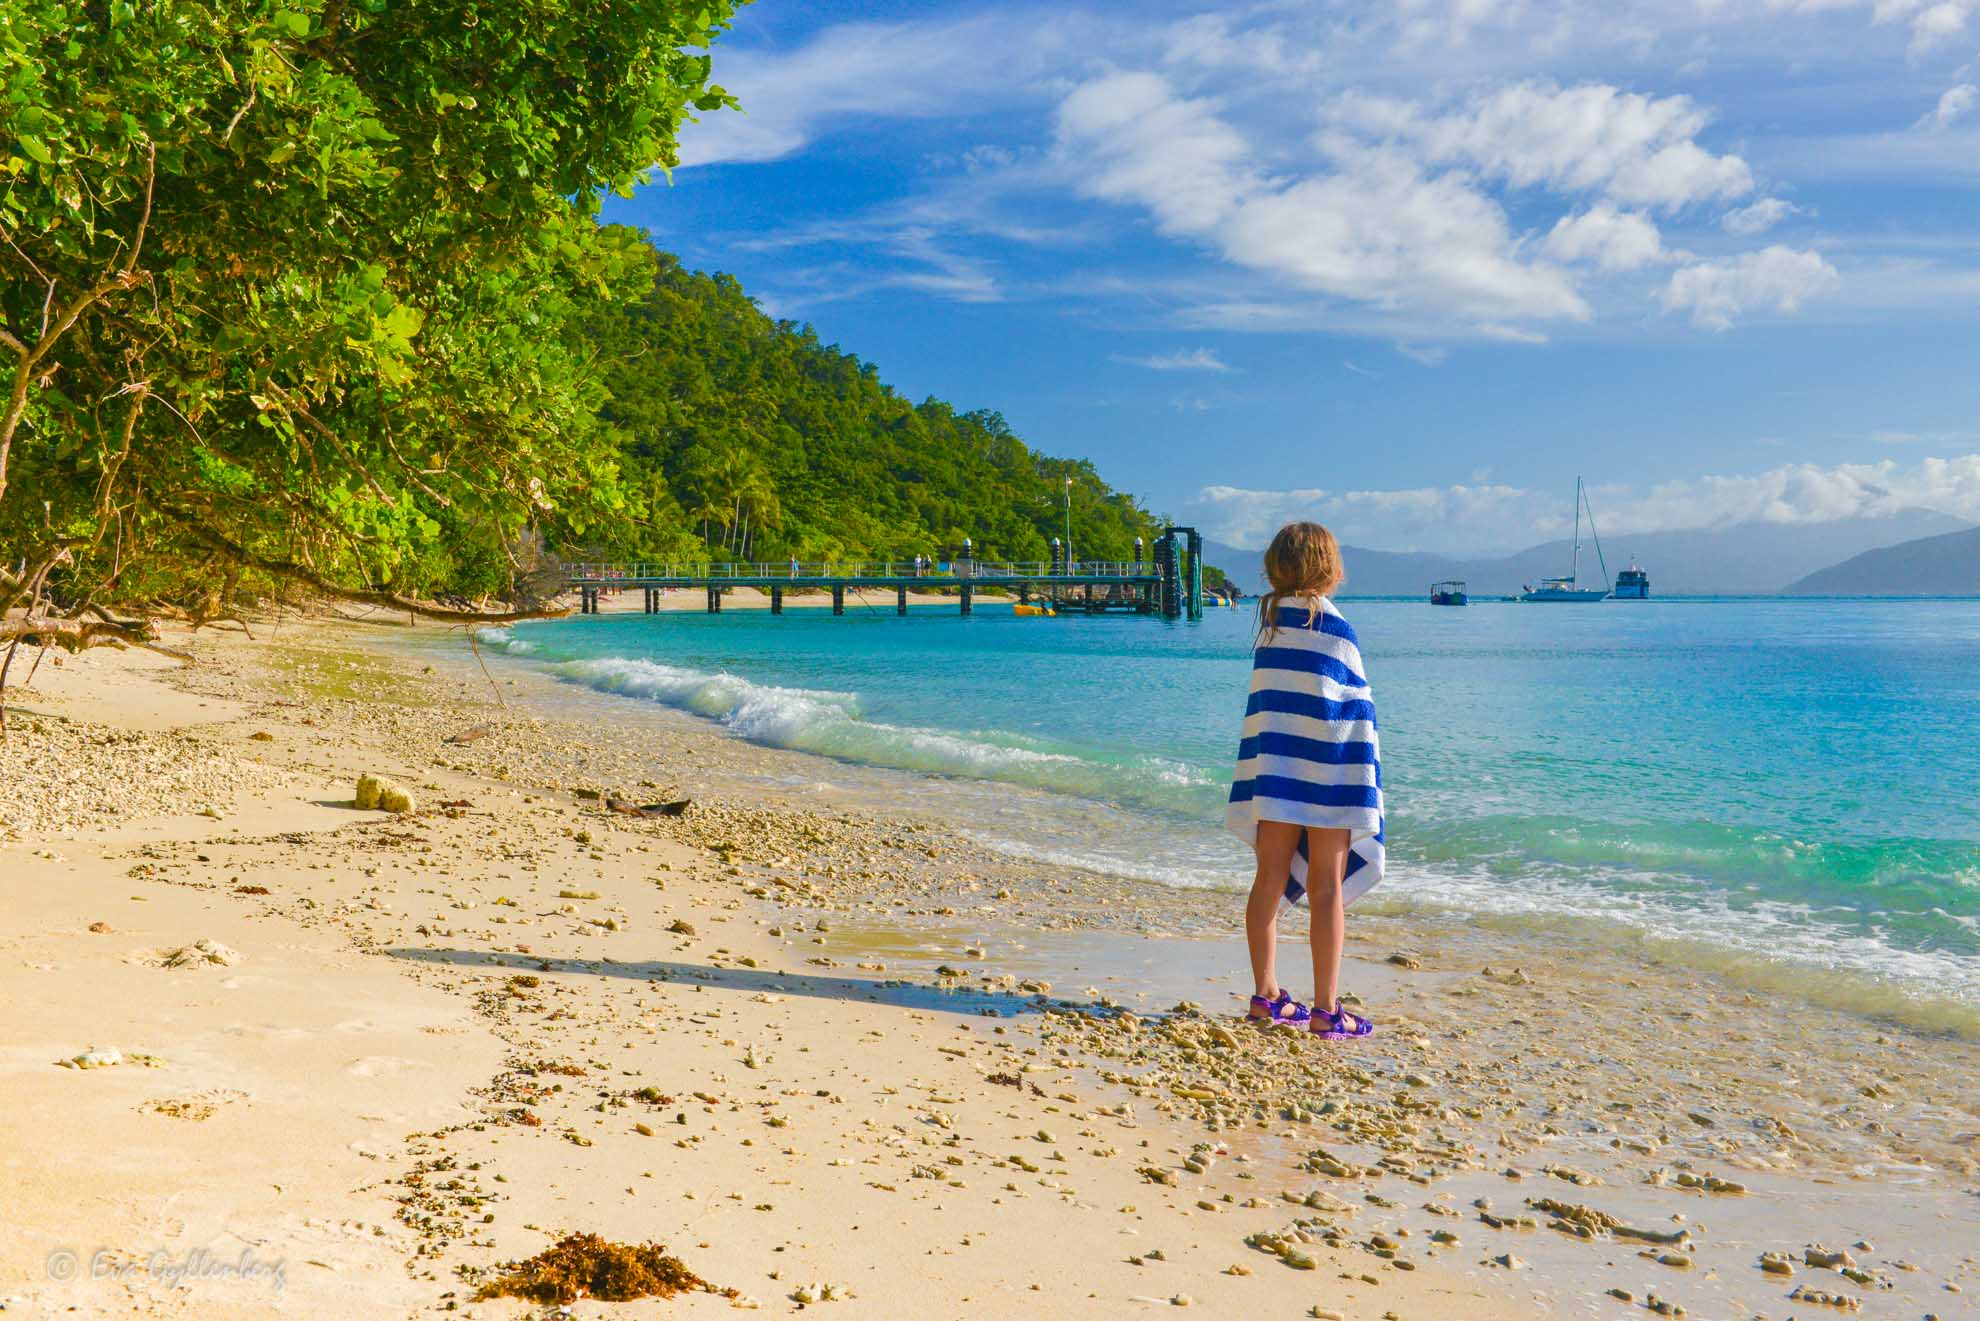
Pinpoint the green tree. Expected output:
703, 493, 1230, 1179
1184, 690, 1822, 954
0, 0, 740, 652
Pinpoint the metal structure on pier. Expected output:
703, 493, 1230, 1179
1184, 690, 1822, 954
566, 527, 1208, 621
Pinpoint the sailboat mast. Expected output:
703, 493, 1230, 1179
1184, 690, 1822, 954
1571, 477, 1582, 585
1582, 481, 1610, 586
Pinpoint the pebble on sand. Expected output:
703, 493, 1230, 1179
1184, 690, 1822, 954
61, 1046, 123, 1069
163, 938, 243, 968
354, 774, 415, 813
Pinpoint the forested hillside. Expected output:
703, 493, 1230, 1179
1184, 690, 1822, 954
589, 246, 1159, 566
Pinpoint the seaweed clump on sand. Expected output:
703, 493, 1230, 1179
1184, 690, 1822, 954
475, 1233, 727, 1304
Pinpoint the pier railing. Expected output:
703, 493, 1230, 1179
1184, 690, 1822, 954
565, 559, 1153, 581
563, 528, 1205, 620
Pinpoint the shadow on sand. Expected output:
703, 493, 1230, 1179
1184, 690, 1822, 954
385, 946, 1060, 1019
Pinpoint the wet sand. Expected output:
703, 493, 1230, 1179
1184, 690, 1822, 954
2, 613, 1976, 1318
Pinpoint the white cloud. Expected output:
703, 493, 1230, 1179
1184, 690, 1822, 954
882, 230, 1001, 302
1194, 455, 1980, 551
1902, 0, 1975, 50
1621, 455, 1980, 527
1056, 73, 1257, 237
1160, 13, 1324, 78
1768, 0, 1977, 50
679, 14, 1075, 166
1721, 197, 1799, 235
1194, 481, 1554, 551
1113, 347, 1231, 372
1325, 82, 1754, 211
1397, 342, 1449, 365
1660, 245, 1841, 329
724, 218, 1004, 310
1056, 72, 1591, 329
1919, 83, 1979, 129
679, 4, 1980, 333
1542, 204, 1670, 269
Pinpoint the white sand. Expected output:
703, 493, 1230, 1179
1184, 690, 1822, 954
2, 618, 1973, 1319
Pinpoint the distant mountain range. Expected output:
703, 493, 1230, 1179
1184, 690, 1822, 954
1784, 524, 1980, 595
1201, 508, 1975, 597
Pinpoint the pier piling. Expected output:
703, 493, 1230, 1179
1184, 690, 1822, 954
896, 586, 908, 615
1186, 528, 1204, 622
770, 586, 783, 615
832, 586, 845, 616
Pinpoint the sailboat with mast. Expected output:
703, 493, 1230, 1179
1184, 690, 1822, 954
1519, 477, 1611, 602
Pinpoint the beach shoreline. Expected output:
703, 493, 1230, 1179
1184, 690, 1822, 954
4, 611, 1976, 1318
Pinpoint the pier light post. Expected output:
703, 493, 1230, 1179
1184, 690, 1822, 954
1063, 476, 1074, 572
1134, 536, 1143, 570
1051, 536, 1062, 577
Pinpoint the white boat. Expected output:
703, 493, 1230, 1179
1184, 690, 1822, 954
1520, 478, 1611, 602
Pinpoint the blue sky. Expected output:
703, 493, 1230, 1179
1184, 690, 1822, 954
604, 0, 1980, 553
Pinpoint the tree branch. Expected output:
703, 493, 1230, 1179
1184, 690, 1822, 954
176, 520, 571, 624
0, 143, 157, 506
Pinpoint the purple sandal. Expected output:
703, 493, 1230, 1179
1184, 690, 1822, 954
1310, 1000, 1374, 1039
1246, 990, 1311, 1028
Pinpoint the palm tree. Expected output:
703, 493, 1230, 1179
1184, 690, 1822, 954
677, 444, 730, 545
687, 495, 728, 545
713, 446, 757, 551
736, 474, 783, 561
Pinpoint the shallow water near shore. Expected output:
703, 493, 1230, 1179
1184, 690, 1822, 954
465, 595, 1980, 1029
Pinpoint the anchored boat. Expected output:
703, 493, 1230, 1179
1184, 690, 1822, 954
1613, 557, 1650, 600
1430, 579, 1468, 607
1520, 478, 1611, 603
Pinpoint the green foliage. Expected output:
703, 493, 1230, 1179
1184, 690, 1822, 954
0, 0, 739, 625
589, 248, 1161, 565
1, 0, 1169, 642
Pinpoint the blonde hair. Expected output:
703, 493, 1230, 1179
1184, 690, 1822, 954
1257, 521, 1344, 641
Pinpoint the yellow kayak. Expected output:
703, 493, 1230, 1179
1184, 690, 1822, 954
1012, 603, 1056, 618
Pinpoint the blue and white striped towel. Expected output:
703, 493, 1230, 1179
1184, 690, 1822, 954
1225, 597, 1385, 909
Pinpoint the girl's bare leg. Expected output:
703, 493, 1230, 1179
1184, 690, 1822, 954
1246, 821, 1303, 1002
1304, 827, 1352, 1013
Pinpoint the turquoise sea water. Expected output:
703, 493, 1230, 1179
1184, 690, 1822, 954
481, 597, 1980, 1019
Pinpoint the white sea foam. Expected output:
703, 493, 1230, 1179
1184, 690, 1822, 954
544, 655, 1146, 795
969, 829, 1980, 1033
477, 627, 535, 655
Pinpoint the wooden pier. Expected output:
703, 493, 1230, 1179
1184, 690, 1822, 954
567, 529, 1208, 621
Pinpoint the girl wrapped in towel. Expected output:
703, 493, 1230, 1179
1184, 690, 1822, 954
1226, 522, 1384, 1038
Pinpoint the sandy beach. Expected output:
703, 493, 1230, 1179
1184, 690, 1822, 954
4, 611, 1977, 1320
